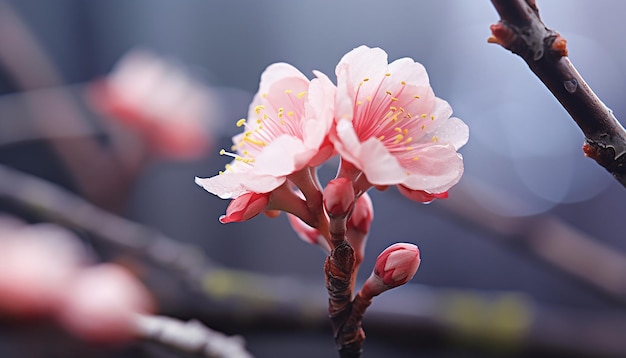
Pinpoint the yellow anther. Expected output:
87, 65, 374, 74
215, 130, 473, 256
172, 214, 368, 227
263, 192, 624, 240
421, 125, 425, 130
406, 146, 414, 151
386, 90, 393, 96
280, 119, 285, 125
254, 105, 264, 114
262, 93, 268, 98
414, 95, 420, 99
385, 73, 391, 77
403, 129, 409, 135
366, 96, 372, 101
218, 171, 224, 175
394, 134, 404, 143
431, 115, 435, 120
413, 156, 419, 161
391, 97, 399, 101
284, 89, 293, 94
399, 107, 406, 112
394, 127, 402, 133
390, 106, 397, 111
432, 136, 439, 142
243, 150, 249, 155
219, 149, 226, 155
297, 91, 307, 98
231, 145, 237, 151
378, 135, 385, 141
244, 136, 266, 146
236, 118, 246, 127
363, 78, 370, 82
256, 119, 262, 124
278, 112, 283, 118
421, 114, 427, 118
287, 111, 294, 117
401, 81, 406, 85
357, 101, 363, 106
405, 136, 413, 143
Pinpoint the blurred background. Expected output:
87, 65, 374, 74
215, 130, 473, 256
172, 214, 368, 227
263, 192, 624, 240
2, 0, 626, 357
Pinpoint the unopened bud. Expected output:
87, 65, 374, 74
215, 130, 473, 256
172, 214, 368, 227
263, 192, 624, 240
219, 192, 270, 223
362, 243, 420, 298
287, 214, 331, 254
57, 264, 154, 343
397, 185, 448, 204
346, 193, 373, 265
323, 178, 355, 217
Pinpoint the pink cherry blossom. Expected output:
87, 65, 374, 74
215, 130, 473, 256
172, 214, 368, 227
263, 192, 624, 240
332, 45, 469, 194
0, 224, 86, 317
89, 50, 213, 159
56, 264, 154, 343
196, 62, 336, 199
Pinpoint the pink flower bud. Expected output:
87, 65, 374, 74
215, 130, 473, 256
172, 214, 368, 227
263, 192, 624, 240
0, 224, 86, 317
347, 193, 373, 234
397, 185, 448, 204
219, 192, 270, 224
88, 50, 212, 160
323, 178, 355, 217
287, 214, 331, 254
374, 243, 420, 288
362, 243, 420, 298
346, 193, 373, 265
56, 264, 154, 343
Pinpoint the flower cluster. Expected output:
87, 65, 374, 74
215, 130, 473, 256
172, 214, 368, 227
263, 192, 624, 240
195, 44, 468, 355
196, 44, 468, 239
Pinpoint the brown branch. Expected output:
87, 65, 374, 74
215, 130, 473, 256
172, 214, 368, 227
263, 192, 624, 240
489, 0, 626, 187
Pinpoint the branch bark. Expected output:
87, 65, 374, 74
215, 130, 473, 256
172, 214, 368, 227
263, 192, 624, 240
489, 0, 626, 187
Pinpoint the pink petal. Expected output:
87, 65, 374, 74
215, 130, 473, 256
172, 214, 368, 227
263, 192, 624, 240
195, 172, 250, 199
387, 57, 429, 86
431, 117, 469, 151
401, 145, 464, 193
258, 62, 308, 96
254, 135, 309, 176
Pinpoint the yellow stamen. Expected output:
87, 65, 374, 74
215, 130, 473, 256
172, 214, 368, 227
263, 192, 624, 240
297, 91, 307, 98
284, 89, 292, 94
236, 118, 246, 127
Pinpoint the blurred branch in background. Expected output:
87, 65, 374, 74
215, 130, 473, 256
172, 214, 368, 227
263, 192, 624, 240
442, 182, 626, 306
488, 0, 626, 187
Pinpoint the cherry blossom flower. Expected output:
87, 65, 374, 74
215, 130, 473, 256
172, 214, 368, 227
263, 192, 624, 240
57, 264, 154, 343
332, 45, 469, 194
89, 50, 213, 159
0, 224, 86, 316
196, 62, 335, 199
